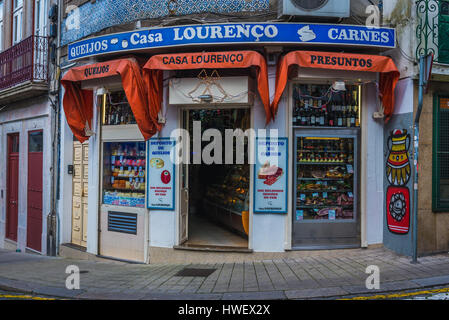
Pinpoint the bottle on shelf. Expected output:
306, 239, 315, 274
310, 107, 316, 126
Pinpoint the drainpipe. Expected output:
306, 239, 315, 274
47, 0, 63, 257
411, 55, 427, 263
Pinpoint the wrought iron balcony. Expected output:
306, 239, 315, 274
416, 0, 449, 63
0, 35, 49, 101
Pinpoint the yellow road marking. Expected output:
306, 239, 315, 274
0, 294, 56, 300
340, 287, 449, 300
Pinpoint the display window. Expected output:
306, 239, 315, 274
292, 84, 360, 128
102, 91, 137, 126
295, 137, 355, 221
291, 81, 360, 249
102, 141, 146, 208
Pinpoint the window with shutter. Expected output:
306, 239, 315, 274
439, 0, 449, 63
433, 95, 449, 211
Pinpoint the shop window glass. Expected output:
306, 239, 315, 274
103, 91, 137, 126
29, 131, 43, 152
292, 84, 360, 128
103, 141, 146, 208
433, 95, 449, 211
9, 134, 19, 153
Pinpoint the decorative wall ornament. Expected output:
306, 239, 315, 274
385, 129, 411, 235
386, 129, 411, 186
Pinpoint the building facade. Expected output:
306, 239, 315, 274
53, 0, 448, 263
0, 0, 56, 255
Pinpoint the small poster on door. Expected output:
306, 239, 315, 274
147, 138, 176, 210
254, 137, 288, 214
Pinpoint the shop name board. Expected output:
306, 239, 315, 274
147, 139, 176, 211
162, 52, 245, 66
68, 23, 396, 61
310, 54, 373, 68
254, 137, 288, 214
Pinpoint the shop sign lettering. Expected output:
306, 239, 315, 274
310, 55, 373, 68
83, 64, 110, 78
68, 23, 395, 61
162, 53, 245, 66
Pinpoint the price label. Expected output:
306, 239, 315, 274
323, 192, 328, 198
329, 210, 336, 220
300, 194, 306, 201
296, 210, 304, 221
348, 192, 354, 198
346, 164, 354, 174
312, 193, 319, 198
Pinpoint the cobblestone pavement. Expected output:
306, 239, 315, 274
0, 248, 449, 300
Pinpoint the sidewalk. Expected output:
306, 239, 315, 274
0, 247, 448, 300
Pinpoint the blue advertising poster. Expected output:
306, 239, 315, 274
254, 137, 288, 214
68, 22, 395, 61
147, 138, 176, 210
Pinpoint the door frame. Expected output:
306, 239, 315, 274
176, 105, 253, 248
6, 133, 20, 242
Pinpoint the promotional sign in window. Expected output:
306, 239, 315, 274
254, 137, 288, 214
147, 138, 175, 210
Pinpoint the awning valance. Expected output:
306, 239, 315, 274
142, 51, 271, 126
271, 51, 400, 121
61, 58, 155, 143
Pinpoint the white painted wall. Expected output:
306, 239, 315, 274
57, 83, 74, 245
86, 94, 101, 255
363, 83, 386, 245
0, 97, 52, 254
251, 65, 287, 252
149, 76, 177, 248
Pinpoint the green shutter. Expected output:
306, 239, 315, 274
439, 1, 449, 64
433, 94, 449, 211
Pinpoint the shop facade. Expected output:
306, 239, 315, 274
57, 19, 411, 263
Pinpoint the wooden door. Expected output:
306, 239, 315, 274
6, 134, 20, 242
27, 130, 43, 252
71, 141, 89, 247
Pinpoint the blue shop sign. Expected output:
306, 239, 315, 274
68, 23, 396, 61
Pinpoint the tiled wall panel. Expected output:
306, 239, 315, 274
62, 0, 269, 45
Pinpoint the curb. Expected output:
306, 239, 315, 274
1, 275, 449, 300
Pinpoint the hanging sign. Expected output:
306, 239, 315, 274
68, 22, 396, 61
147, 138, 176, 210
254, 137, 288, 214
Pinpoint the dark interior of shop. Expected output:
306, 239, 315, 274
185, 108, 251, 249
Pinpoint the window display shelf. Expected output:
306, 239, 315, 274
298, 178, 348, 181
104, 188, 145, 193
297, 189, 353, 193
297, 162, 354, 165
295, 135, 356, 222
103, 141, 146, 208
297, 205, 354, 209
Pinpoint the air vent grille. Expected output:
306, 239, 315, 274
108, 211, 137, 235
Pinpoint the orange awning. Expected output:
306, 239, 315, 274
271, 51, 400, 121
61, 58, 155, 143
142, 51, 272, 127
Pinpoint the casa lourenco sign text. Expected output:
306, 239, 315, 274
68, 23, 396, 61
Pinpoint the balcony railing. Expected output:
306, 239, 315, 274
0, 35, 49, 92
416, 0, 449, 63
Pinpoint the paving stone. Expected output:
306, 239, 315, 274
412, 275, 449, 287
285, 287, 349, 299
222, 291, 287, 300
